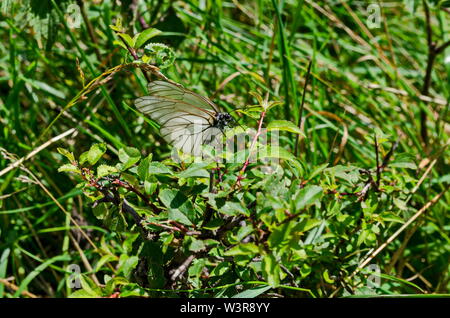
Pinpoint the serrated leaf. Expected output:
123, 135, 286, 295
294, 185, 323, 211
257, 145, 296, 162
267, 120, 305, 136
224, 243, 260, 256
137, 154, 153, 179
147, 162, 173, 175
57, 147, 75, 162
159, 189, 197, 225
177, 162, 211, 178
58, 164, 80, 174
118, 147, 141, 170
80, 143, 107, 166
97, 165, 118, 178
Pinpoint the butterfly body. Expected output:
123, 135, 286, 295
135, 80, 233, 156
214, 112, 234, 131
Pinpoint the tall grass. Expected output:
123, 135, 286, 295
0, 0, 449, 297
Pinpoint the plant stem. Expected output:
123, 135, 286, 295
295, 59, 312, 157
236, 110, 267, 186
419, 0, 450, 146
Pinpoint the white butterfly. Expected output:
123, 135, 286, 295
135, 81, 234, 156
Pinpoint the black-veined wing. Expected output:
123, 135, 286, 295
134, 81, 222, 156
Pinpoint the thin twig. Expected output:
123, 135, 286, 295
0, 128, 77, 178
170, 255, 195, 281
0, 278, 38, 298
374, 135, 381, 188
235, 109, 267, 187
419, 0, 449, 145
435, 39, 450, 54
353, 186, 448, 279
358, 138, 399, 200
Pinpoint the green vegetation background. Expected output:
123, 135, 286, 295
0, 0, 449, 298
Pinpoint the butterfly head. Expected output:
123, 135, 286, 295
215, 112, 235, 130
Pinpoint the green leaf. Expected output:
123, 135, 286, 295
147, 162, 173, 175
57, 147, 75, 162
257, 145, 297, 162
143, 43, 175, 69
79, 274, 102, 297
220, 201, 250, 217
224, 243, 260, 256
300, 263, 311, 278
117, 33, 135, 48
325, 165, 360, 185
177, 162, 211, 178
144, 181, 158, 195
268, 222, 295, 248
262, 254, 281, 287
323, 269, 335, 284
94, 254, 118, 272
97, 164, 118, 178
93, 203, 108, 220
104, 276, 130, 296
58, 164, 80, 174
189, 238, 206, 252
113, 40, 127, 50
68, 289, 99, 298
109, 17, 123, 32
294, 185, 323, 211
308, 163, 329, 180
294, 218, 322, 233
168, 209, 193, 226
118, 147, 141, 170
232, 285, 272, 298
0, 248, 11, 297
14, 254, 70, 297
267, 120, 305, 136
80, 143, 107, 166
135, 28, 162, 49
390, 153, 417, 169
120, 256, 139, 278
159, 189, 197, 225
137, 154, 153, 179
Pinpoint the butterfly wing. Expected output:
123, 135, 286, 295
135, 81, 221, 155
